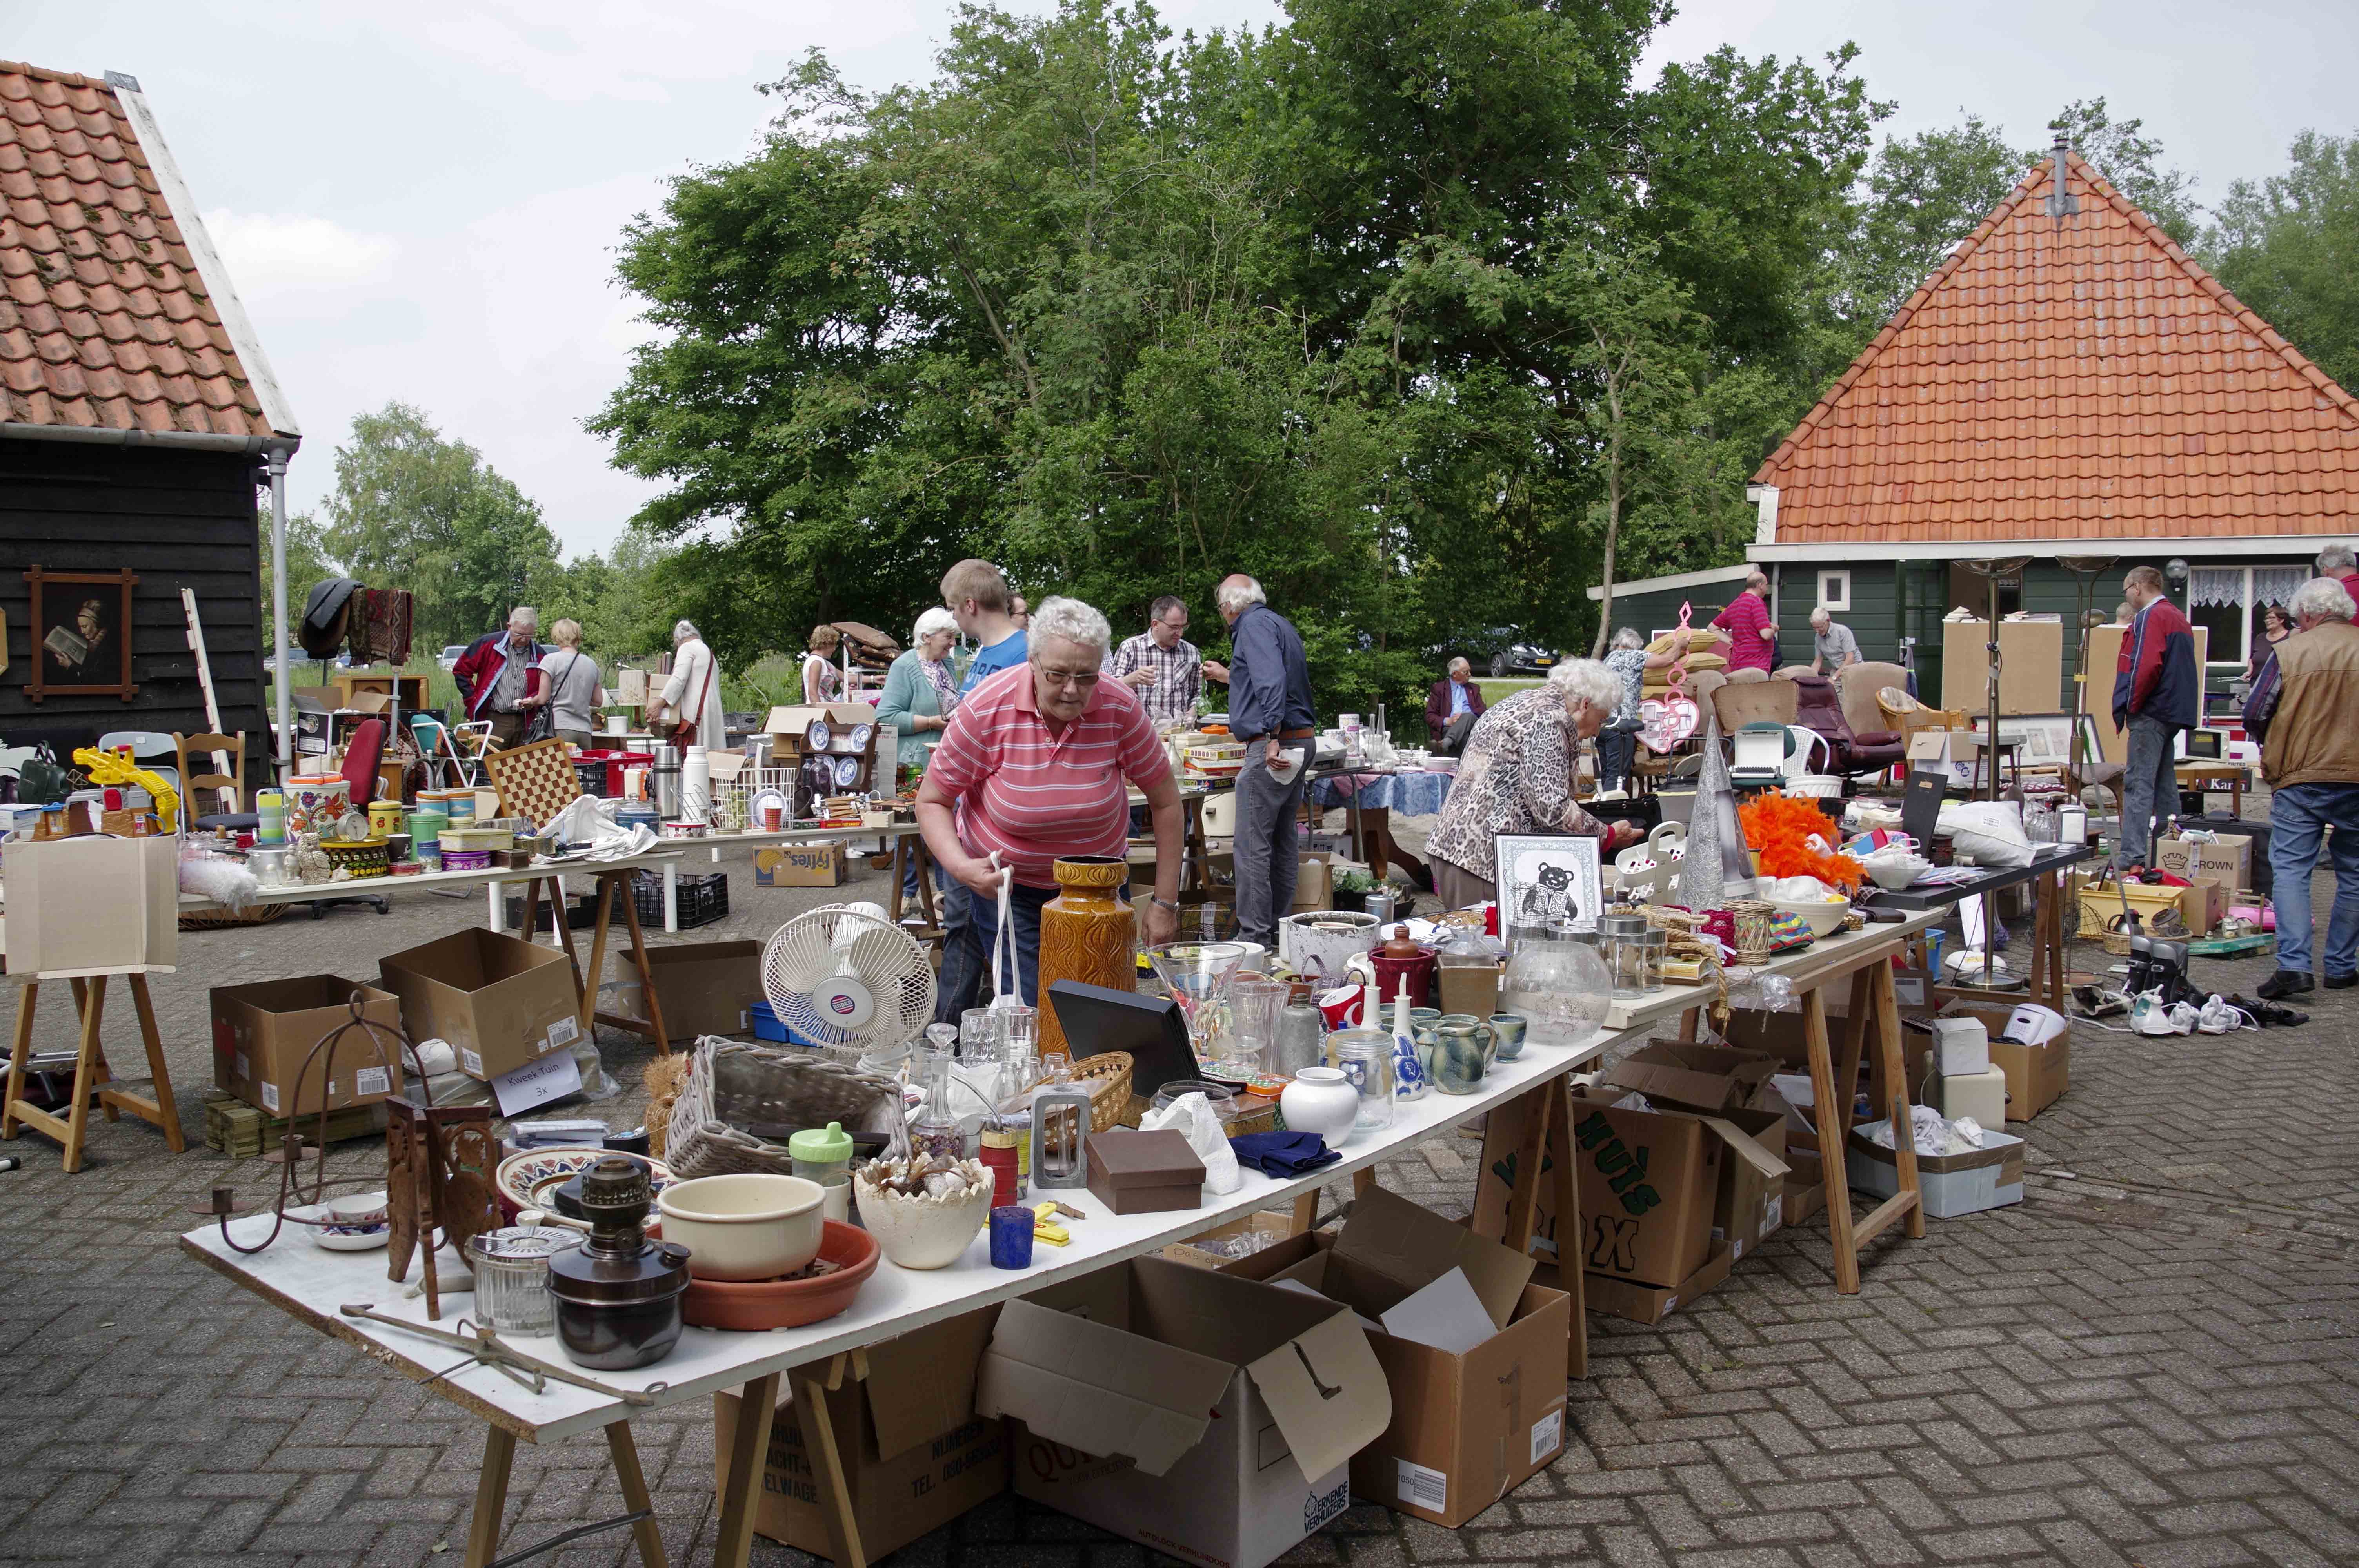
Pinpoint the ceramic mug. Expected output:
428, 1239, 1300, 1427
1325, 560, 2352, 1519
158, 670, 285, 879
1430, 1014, 1496, 1094
1488, 1013, 1529, 1062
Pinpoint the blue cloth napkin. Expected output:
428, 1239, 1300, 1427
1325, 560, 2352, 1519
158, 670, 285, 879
1229, 1130, 1340, 1177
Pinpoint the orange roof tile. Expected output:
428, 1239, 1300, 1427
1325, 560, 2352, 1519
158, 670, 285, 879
1755, 151, 2359, 548
0, 60, 288, 438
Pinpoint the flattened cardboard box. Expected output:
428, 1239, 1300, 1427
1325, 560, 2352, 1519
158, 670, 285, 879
976, 1256, 1390, 1568
1217, 1187, 1568, 1528
715, 1306, 1007, 1560
755, 843, 847, 888
377, 928, 583, 1082
1600, 1040, 1781, 1116
638, 939, 764, 1043
2, 834, 177, 976
211, 976, 405, 1117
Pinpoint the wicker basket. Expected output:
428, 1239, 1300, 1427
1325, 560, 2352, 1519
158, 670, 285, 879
1069, 1051, 1134, 1133
182, 902, 290, 931
319, 838, 392, 878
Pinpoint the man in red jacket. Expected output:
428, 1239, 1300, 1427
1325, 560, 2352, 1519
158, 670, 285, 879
1425, 657, 1487, 755
1710, 571, 1779, 674
2113, 566, 2201, 868
451, 607, 548, 747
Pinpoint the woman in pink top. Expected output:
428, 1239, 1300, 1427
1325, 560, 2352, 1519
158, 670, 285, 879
1710, 570, 1780, 674
918, 596, 1184, 1020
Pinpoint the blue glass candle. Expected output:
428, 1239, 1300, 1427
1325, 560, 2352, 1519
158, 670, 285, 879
989, 1206, 1035, 1269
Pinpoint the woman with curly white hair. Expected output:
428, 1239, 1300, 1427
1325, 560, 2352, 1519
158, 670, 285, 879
1423, 659, 1642, 911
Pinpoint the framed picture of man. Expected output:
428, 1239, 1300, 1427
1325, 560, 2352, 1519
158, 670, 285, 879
1494, 833, 1604, 935
24, 567, 138, 703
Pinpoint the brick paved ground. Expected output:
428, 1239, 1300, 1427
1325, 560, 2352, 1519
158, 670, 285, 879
4, 807, 2356, 1568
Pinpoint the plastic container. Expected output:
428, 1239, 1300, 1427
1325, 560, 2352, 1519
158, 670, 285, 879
789, 1121, 856, 1223
1328, 1027, 1395, 1132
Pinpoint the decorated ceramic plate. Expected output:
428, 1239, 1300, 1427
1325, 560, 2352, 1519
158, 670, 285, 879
494, 1148, 674, 1218
805, 718, 832, 750
832, 755, 862, 788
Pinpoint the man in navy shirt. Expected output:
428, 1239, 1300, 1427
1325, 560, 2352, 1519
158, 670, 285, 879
1218, 573, 1317, 946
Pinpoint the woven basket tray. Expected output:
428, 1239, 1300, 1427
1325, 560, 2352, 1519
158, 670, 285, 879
1069, 1051, 1134, 1133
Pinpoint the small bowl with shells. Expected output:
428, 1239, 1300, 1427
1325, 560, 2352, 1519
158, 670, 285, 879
852, 1156, 994, 1270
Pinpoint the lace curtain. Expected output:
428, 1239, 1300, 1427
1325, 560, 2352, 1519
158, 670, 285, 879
2189, 567, 2243, 609
2253, 566, 2305, 613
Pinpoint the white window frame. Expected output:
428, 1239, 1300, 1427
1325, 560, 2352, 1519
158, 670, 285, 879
1816, 569, 1851, 613
2190, 564, 2306, 667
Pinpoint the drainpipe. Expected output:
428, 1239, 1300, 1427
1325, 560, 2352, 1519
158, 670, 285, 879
265, 440, 296, 777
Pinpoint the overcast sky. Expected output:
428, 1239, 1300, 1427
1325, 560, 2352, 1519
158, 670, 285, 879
9, 1, 2353, 559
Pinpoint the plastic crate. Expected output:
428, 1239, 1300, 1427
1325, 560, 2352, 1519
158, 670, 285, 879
613, 869, 729, 930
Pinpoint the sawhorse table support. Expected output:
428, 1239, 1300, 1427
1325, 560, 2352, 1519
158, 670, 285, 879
3, 971, 185, 1173
520, 870, 674, 1054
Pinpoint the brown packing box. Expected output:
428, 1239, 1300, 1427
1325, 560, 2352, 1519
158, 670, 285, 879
638, 939, 765, 1043
714, 1307, 1008, 1560
211, 976, 406, 1117
755, 843, 847, 888
2185, 876, 2231, 936
1, 835, 178, 976
1937, 1000, 2070, 1121
1600, 1039, 1782, 1116
1085, 1128, 1207, 1214
377, 928, 583, 1082
2153, 832, 2253, 890
1709, 1106, 1790, 1262
1218, 1188, 1567, 1528
977, 1256, 1391, 1568
1552, 1241, 1738, 1326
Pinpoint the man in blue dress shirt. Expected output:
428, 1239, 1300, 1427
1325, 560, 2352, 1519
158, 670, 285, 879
1217, 573, 1317, 946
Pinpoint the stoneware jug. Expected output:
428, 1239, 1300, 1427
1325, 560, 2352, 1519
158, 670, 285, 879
1430, 1014, 1496, 1094
1036, 856, 1135, 1057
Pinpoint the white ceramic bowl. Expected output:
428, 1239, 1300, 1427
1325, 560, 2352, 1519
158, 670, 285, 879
853, 1160, 994, 1270
656, 1173, 827, 1281
1863, 854, 1931, 891
1770, 898, 1852, 939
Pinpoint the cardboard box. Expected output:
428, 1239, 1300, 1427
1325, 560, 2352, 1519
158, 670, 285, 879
977, 1256, 1390, 1568
210, 976, 406, 1117
1940, 616, 2063, 715
2184, 875, 2231, 935
1709, 1106, 1790, 1262
714, 1307, 1008, 1560
1, 835, 178, 976
1848, 1126, 2024, 1217
1937, 1000, 2069, 1120
1217, 1188, 1567, 1528
1436, 960, 1503, 1020
1937, 1066, 2008, 1127
2154, 832, 2252, 889
1559, 1241, 1736, 1326
377, 928, 583, 1082
1600, 1040, 1781, 1116
1906, 729, 1980, 791
1163, 1210, 1296, 1268
638, 939, 765, 1044
616, 667, 650, 706
1566, 1091, 1708, 1286
755, 842, 847, 888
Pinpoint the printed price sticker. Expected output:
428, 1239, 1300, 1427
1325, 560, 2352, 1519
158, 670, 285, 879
547, 1015, 581, 1049
259, 1081, 280, 1114
460, 1047, 485, 1078
354, 1067, 391, 1097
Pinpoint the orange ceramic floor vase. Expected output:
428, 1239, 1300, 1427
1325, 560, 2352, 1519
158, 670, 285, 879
1037, 855, 1137, 1056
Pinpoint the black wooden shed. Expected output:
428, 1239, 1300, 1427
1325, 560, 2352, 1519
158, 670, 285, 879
1, 61, 298, 771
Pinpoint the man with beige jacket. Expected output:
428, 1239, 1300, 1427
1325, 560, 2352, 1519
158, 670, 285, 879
2259, 576, 2359, 998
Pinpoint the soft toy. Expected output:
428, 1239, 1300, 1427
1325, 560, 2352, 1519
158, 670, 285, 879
1738, 795, 1863, 891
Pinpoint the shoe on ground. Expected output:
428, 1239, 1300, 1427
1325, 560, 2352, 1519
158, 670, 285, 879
2326, 973, 2357, 991
2257, 969, 2314, 999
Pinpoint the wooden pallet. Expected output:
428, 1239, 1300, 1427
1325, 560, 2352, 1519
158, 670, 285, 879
202, 1090, 384, 1160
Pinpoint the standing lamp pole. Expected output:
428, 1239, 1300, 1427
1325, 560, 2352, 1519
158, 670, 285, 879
267, 444, 294, 780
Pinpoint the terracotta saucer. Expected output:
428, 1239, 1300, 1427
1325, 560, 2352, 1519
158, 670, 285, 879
680, 1220, 880, 1331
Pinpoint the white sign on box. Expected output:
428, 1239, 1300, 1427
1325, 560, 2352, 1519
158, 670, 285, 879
492, 1049, 584, 1118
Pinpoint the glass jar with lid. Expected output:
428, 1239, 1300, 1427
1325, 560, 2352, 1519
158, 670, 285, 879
1326, 1027, 1396, 1131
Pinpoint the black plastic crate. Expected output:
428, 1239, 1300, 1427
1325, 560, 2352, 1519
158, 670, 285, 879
503, 893, 602, 931
612, 869, 729, 930
573, 760, 612, 798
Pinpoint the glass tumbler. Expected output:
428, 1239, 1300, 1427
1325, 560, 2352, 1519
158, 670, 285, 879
1223, 975, 1286, 1081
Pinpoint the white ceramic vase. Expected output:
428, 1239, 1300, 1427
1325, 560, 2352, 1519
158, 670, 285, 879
1280, 1067, 1360, 1145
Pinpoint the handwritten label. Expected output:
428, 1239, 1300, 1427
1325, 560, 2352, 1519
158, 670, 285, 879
493, 1049, 584, 1118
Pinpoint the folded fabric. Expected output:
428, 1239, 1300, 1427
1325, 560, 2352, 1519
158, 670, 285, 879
1229, 1130, 1340, 1178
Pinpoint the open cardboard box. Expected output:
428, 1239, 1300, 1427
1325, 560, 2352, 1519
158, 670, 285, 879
632, 939, 764, 1043
211, 976, 405, 1117
715, 1306, 1008, 1560
1599, 1039, 1781, 1115
976, 1255, 1390, 1568
1214, 1187, 1570, 1528
377, 928, 582, 1081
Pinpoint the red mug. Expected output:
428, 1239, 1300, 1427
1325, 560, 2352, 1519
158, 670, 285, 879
1317, 985, 1367, 1029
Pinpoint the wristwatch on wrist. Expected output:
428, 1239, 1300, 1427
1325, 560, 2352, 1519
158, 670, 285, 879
1149, 896, 1181, 915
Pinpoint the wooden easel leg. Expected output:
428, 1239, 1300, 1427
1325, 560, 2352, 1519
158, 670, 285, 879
124, 974, 184, 1152
617, 877, 671, 1053
713, 1373, 781, 1568
463, 1425, 516, 1568
792, 1369, 869, 1568
578, 877, 617, 1038
58, 976, 109, 1174
603, 1421, 669, 1568
888, 838, 909, 924
70, 978, 118, 1123
1871, 961, 1926, 1241
916, 838, 939, 928
1545, 1082, 1588, 1379
2, 981, 35, 1139
1801, 986, 1861, 1295
1835, 969, 1874, 1139
542, 877, 589, 1004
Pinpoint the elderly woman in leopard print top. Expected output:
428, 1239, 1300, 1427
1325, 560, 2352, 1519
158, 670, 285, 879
1424, 660, 1641, 911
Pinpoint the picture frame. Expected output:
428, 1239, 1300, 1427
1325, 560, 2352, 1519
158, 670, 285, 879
1977, 711, 2072, 766
24, 567, 137, 704
1494, 833, 1604, 934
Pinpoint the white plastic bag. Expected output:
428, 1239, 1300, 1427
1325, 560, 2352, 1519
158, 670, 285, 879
1941, 800, 2034, 867
1140, 1091, 1244, 1195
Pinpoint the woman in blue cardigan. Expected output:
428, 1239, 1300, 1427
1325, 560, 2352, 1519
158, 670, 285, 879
877, 606, 961, 777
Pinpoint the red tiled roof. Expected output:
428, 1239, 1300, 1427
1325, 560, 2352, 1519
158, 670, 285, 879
1754, 151, 2359, 548
0, 59, 285, 438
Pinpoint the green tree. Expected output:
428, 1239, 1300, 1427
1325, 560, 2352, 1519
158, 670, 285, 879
2049, 97, 2203, 244
1839, 114, 2028, 336
2204, 131, 2359, 390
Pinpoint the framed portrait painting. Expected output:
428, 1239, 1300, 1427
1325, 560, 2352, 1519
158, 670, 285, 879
1494, 833, 1604, 935
24, 567, 138, 703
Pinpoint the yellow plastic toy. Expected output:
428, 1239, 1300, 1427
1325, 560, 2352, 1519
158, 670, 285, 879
1030, 1203, 1071, 1246
73, 747, 181, 832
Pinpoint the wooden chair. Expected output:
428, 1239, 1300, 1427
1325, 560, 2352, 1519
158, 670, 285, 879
175, 731, 246, 824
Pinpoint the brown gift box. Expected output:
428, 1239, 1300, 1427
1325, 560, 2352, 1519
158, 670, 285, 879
1085, 1127, 1206, 1214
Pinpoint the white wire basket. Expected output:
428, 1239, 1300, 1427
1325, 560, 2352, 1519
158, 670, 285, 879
709, 765, 798, 834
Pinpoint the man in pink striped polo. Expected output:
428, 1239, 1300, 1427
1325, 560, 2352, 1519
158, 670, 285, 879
918, 596, 1184, 1022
